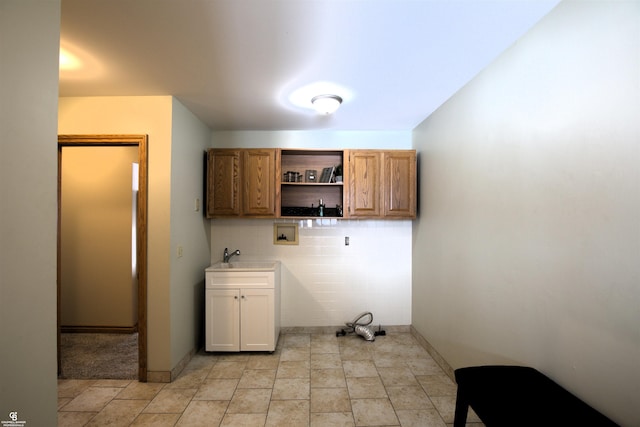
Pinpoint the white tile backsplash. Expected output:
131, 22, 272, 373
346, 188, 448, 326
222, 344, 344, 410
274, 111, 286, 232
210, 218, 412, 327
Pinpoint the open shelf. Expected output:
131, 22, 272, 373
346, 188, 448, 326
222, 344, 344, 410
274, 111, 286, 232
279, 149, 344, 218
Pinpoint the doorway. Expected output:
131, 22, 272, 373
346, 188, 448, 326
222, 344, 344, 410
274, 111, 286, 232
58, 135, 148, 382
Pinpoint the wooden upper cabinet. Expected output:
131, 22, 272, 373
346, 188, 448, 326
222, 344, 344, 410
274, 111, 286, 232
347, 149, 416, 219
348, 150, 382, 218
383, 150, 416, 218
206, 148, 276, 218
242, 149, 276, 216
207, 148, 415, 220
207, 149, 240, 217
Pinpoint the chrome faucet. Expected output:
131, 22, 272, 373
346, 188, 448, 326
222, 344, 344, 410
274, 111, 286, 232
223, 248, 240, 263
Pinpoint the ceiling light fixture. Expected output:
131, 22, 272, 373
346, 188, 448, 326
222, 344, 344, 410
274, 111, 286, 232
311, 94, 342, 115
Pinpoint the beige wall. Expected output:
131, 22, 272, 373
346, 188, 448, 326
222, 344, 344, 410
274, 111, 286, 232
412, 1, 639, 425
60, 146, 139, 328
58, 96, 212, 376
0, 0, 60, 423
59, 96, 174, 372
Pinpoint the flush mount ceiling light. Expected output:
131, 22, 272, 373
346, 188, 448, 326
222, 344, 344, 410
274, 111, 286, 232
311, 94, 343, 115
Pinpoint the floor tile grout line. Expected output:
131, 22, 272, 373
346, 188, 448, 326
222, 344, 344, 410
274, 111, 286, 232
58, 333, 467, 426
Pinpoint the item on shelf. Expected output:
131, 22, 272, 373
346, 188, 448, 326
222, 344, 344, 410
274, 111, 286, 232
283, 171, 302, 182
335, 165, 343, 183
319, 166, 336, 183
281, 206, 342, 217
305, 170, 317, 182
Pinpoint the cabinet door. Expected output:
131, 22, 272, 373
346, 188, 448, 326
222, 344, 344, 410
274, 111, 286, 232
207, 149, 241, 217
205, 289, 240, 351
243, 150, 276, 216
383, 151, 416, 218
348, 150, 382, 217
240, 288, 275, 352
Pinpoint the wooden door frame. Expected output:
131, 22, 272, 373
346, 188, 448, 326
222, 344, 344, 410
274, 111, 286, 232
58, 134, 148, 382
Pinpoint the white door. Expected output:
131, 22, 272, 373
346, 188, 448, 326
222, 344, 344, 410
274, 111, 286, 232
240, 288, 275, 351
206, 289, 240, 351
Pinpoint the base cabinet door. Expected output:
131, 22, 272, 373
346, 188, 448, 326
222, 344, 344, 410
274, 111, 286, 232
240, 289, 275, 351
205, 289, 240, 351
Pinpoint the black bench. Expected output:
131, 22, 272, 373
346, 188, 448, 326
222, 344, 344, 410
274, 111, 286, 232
454, 365, 619, 427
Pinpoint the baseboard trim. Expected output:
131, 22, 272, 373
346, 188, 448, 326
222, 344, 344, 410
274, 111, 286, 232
281, 325, 411, 335
61, 325, 138, 334
146, 371, 171, 383
410, 325, 455, 382
146, 347, 197, 383
171, 347, 196, 382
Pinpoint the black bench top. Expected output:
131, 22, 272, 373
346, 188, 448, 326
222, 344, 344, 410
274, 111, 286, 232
454, 365, 619, 427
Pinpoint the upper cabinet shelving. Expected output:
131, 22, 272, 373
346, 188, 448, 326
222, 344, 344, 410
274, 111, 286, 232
278, 149, 345, 218
206, 148, 416, 220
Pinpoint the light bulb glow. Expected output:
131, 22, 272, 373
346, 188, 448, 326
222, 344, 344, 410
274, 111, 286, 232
311, 94, 342, 114
59, 47, 82, 70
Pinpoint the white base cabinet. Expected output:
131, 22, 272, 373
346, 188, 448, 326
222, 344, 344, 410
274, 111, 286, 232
205, 289, 240, 351
205, 262, 280, 352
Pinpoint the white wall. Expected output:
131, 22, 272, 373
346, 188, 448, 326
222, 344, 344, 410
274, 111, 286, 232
0, 0, 60, 424
211, 218, 412, 327
169, 98, 212, 367
212, 130, 412, 150
210, 130, 413, 327
412, 1, 639, 425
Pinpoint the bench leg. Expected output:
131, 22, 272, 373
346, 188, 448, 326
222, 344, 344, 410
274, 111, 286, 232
454, 386, 469, 427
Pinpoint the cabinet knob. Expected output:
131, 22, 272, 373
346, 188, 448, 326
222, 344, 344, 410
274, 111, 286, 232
241, 295, 246, 299
234, 296, 238, 299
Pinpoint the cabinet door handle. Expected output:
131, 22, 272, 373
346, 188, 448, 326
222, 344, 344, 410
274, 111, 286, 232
241, 295, 246, 299
234, 296, 238, 299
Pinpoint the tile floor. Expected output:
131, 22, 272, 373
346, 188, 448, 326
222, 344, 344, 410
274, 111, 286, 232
58, 332, 484, 426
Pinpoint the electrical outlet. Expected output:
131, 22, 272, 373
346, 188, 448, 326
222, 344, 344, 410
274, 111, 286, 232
194, 198, 200, 212
177, 245, 184, 258
345, 236, 349, 246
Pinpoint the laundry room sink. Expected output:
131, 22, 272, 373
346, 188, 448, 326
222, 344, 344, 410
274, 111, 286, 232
207, 261, 279, 272
205, 261, 281, 352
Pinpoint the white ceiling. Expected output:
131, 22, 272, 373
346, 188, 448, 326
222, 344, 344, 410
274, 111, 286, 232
59, 0, 560, 131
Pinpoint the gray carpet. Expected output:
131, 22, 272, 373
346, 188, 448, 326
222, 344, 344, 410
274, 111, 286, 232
60, 333, 138, 380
